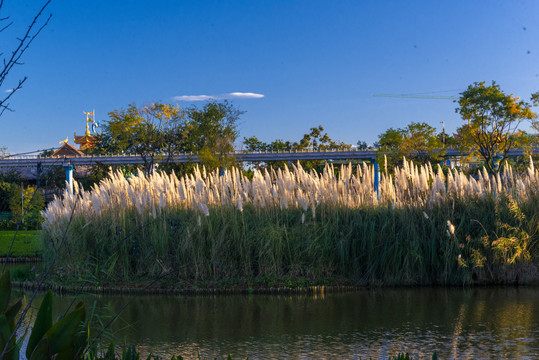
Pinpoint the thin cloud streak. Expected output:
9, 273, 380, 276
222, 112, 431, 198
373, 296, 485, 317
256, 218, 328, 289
173, 92, 264, 101
174, 95, 213, 101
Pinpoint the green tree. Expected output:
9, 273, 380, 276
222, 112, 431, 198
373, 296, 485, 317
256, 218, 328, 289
0, 168, 21, 184
0, 182, 12, 212
456, 81, 536, 173
180, 101, 241, 171
356, 140, 369, 150
293, 125, 351, 151
98, 101, 241, 175
243, 125, 350, 171
243, 137, 293, 152
9, 185, 44, 229
532, 91, 539, 105
97, 103, 184, 174
243, 136, 268, 152
376, 127, 403, 168
377, 122, 443, 169
242, 137, 294, 170
437, 130, 458, 148
531, 91, 539, 134
270, 139, 293, 151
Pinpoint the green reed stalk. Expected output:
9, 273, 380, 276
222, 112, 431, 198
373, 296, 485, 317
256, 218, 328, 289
40, 161, 539, 286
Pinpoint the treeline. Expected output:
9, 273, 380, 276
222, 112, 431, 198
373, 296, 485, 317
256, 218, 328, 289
0, 181, 43, 230
88, 81, 539, 177
2, 81, 539, 199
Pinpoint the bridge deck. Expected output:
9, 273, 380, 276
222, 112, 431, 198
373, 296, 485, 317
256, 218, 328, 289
0, 148, 536, 168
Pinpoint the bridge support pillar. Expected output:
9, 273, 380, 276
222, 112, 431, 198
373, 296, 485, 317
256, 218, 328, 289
36, 162, 42, 188
371, 159, 380, 200
63, 163, 74, 194
494, 155, 502, 170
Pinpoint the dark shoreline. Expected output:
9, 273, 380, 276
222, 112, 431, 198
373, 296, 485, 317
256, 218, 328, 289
13, 277, 539, 296
14, 280, 357, 296
0, 257, 41, 263
6, 256, 538, 296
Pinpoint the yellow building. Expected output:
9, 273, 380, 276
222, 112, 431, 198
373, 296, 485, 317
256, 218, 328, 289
74, 111, 100, 151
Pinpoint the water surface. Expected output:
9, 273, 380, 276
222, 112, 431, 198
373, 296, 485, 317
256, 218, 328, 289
20, 287, 539, 359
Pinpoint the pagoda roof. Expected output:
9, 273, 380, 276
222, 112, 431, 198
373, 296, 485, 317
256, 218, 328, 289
52, 143, 84, 157
74, 133, 99, 151
74, 134, 97, 144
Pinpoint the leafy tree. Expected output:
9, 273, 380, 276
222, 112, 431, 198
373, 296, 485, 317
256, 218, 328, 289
39, 148, 55, 157
9, 185, 44, 229
270, 139, 293, 151
437, 130, 458, 148
38, 165, 71, 189
97, 103, 183, 174
293, 125, 351, 151
243, 136, 268, 152
356, 140, 369, 150
455, 81, 536, 173
375, 127, 402, 164
75, 164, 111, 190
242, 137, 294, 170
0, 167, 21, 184
179, 101, 241, 170
243, 137, 293, 152
98, 101, 241, 175
377, 122, 443, 169
531, 91, 539, 134
0, 182, 12, 212
243, 125, 350, 171
532, 91, 539, 106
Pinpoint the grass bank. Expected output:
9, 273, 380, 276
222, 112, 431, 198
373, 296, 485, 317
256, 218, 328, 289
40, 162, 539, 287
0, 230, 42, 257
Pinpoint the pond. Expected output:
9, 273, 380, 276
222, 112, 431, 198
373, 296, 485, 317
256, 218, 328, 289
17, 287, 539, 359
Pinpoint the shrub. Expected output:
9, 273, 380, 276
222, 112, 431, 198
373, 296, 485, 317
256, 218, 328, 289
9, 185, 44, 229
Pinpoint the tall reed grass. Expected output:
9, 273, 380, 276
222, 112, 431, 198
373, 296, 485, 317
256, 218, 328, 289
41, 159, 539, 285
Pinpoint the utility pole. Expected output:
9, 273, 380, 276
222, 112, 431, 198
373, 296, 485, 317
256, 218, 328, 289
440, 121, 446, 145
20, 182, 24, 225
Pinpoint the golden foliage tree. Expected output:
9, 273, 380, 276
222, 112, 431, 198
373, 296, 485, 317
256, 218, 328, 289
455, 81, 536, 173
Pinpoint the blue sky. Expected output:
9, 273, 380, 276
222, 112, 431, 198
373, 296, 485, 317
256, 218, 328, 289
1, 0, 538, 154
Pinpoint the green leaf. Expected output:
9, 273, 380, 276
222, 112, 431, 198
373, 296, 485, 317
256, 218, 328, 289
26, 290, 53, 359
42, 303, 85, 355
0, 313, 18, 360
104, 342, 116, 360
0, 270, 11, 313
49, 347, 76, 360
0, 314, 9, 357
5, 298, 21, 328
29, 338, 51, 360
122, 345, 140, 360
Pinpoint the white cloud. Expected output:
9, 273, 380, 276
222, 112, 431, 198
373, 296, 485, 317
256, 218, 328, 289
173, 92, 264, 101
173, 95, 213, 101
226, 92, 264, 99
4, 89, 13, 93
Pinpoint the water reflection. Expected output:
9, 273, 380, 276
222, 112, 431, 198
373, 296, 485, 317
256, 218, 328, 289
18, 287, 539, 359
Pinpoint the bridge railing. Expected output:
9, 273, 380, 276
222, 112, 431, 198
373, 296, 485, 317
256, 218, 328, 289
2, 147, 539, 168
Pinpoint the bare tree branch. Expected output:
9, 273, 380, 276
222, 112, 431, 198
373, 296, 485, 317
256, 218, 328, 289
0, 0, 51, 117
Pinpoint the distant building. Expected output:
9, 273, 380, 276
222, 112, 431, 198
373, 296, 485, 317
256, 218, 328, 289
52, 143, 84, 157
73, 111, 100, 151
